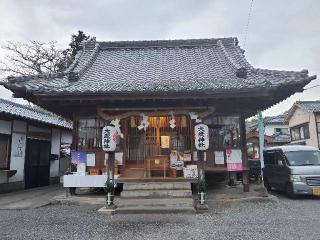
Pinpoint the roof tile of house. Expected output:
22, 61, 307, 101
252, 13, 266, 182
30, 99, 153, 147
0, 98, 72, 129
295, 101, 320, 112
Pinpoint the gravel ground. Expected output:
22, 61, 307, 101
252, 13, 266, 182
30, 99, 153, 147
0, 192, 319, 240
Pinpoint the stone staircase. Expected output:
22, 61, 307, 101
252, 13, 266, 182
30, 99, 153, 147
116, 182, 195, 214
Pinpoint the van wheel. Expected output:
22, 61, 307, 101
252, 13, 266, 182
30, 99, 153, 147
286, 183, 297, 199
263, 178, 271, 191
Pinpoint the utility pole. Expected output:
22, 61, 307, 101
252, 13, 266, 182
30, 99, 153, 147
258, 111, 265, 181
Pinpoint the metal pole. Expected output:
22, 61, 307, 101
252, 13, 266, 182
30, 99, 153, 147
111, 152, 115, 195
258, 111, 265, 182
107, 152, 112, 184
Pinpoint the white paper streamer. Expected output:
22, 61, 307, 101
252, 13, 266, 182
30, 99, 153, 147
189, 112, 202, 123
110, 118, 124, 138
169, 111, 176, 129
138, 113, 149, 131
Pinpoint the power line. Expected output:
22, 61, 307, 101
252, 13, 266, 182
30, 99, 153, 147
243, 0, 254, 48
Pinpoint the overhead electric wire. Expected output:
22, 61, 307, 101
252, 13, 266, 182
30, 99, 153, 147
304, 84, 320, 90
243, 0, 254, 48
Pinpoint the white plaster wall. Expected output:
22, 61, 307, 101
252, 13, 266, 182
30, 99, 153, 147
61, 130, 72, 144
0, 120, 11, 135
9, 132, 27, 182
50, 129, 60, 177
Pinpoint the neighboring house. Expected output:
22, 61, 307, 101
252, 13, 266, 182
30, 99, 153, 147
286, 101, 320, 149
246, 131, 273, 160
1, 37, 316, 195
247, 114, 291, 149
0, 98, 72, 193
264, 115, 290, 144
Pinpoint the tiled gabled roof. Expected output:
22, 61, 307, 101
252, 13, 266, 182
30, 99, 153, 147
264, 114, 288, 125
2, 37, 316, 96
286, 100, 320, 122
295, 101, 320, 112
247, 114, 288, 133
0, 98, 72, 129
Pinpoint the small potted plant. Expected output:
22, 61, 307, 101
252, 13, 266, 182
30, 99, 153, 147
104, 180, 115, 207
197, 178, 207, 205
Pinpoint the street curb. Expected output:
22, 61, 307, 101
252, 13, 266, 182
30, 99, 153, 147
205, 194, 279, 205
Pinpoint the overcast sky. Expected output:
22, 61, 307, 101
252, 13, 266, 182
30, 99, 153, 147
0, 0, 319, 116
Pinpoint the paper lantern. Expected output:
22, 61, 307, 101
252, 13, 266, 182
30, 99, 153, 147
194, 124, 209, 151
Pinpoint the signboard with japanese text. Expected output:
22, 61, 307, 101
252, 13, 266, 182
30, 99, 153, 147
86, 153, 96, 167
194, 124, 209, 151
226, 148, 243, 171
71, 151, 87, 165
214, 151, 225, 165
102, 125, 117, 152
183, 165, 198, 179
115, 152, 124, 165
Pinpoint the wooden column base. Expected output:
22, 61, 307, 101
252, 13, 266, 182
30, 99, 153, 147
243, 184, 250, 192
242, 170, 250, 192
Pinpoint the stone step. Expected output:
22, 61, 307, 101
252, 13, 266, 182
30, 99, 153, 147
116, 198, 195, 214
116, 206, 196, 214
123, 182, 191, 191
120, 189, 192, 198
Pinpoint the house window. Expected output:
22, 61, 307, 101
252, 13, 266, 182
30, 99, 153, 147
0, 134, 10, 170
290, 123, 310, 141
274, 128, 289, 135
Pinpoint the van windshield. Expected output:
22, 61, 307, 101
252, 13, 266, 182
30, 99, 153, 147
284, 151, 320, 166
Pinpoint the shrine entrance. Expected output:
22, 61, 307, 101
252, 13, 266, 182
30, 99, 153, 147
124, 116, 192, 179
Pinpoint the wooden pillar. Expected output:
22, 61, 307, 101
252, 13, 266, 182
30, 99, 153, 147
239, 114, 249, 192
197, 150, 205, 180
71, 114, 79, 151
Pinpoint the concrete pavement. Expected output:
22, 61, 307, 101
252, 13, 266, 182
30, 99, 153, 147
0, 184, 64, 210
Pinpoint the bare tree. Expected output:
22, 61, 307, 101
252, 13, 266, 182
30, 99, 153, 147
0, 40, 69, 76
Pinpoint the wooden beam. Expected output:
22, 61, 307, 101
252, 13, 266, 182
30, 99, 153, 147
239, 114, 249, 192
35, 88, 271, 101
97, 107, 215, 121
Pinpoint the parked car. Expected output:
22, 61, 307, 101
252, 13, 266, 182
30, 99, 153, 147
263, 145, 320, 198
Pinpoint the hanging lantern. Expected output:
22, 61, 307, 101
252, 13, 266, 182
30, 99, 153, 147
181, 116, 187, 127
130, 116, 136, 128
